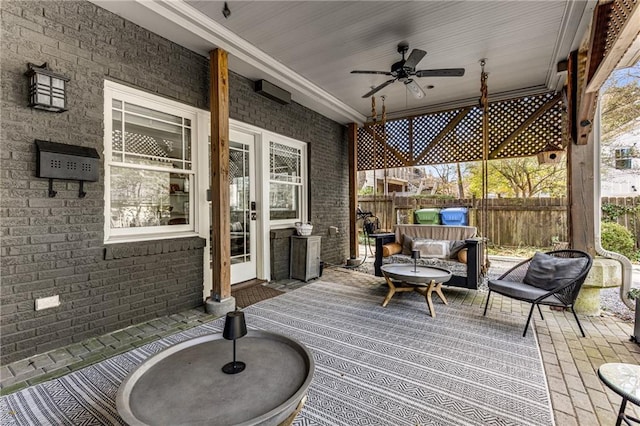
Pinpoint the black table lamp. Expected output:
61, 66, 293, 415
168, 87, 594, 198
412, 249, 420, 272
222, 310, 247, 374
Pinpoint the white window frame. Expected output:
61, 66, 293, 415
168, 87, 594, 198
103, 80, 204, 243
264, 134, 308, 229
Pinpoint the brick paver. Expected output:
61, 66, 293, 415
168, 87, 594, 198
1, 266, 639, 426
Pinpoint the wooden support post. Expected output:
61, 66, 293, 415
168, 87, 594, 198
210, 48, 231, 301
568, 131, 596, 255
348, 123, 359, 259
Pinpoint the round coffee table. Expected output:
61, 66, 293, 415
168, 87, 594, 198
598, 363, 640, 426
380, 264, 452, 317
116, 330, 314, 426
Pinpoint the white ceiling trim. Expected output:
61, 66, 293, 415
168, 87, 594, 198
545, 0, 590, 92
95, 0, 366, 125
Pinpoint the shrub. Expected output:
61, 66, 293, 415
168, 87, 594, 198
601, 222, 636, 260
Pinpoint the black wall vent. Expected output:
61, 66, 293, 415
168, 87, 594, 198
35, 140, 100, 197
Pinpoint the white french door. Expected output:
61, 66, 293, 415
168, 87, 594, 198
201, 126, 258, 291
228, 129, 257, 283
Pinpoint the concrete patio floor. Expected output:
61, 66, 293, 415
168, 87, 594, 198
2, 266, 640, 425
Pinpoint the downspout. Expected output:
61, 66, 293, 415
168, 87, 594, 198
593, 100, 634, 309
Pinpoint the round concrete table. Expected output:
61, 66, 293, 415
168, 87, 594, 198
116, 330, 314, 426
380, 264, 452, 317
598, 363, 640, 426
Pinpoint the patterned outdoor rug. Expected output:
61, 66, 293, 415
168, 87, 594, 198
0, 280, 554, 425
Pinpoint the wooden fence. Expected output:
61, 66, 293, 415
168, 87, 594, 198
358, 195, 639, 248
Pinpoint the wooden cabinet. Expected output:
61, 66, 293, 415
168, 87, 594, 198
290, 235, 321, 282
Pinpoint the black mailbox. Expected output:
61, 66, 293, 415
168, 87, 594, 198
35, 140, 100, 198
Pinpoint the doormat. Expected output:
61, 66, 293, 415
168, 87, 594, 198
231, 283, 284, 308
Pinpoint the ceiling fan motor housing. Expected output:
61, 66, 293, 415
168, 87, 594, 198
391, 59, 406, 73
351, 42, 464, 98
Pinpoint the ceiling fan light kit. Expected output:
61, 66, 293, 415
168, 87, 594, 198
404, 79, 425, 99
351, 42, 465, 99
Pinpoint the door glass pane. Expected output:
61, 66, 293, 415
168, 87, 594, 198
230, 143, 250, 264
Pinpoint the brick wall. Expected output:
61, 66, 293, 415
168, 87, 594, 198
0, 0, 349, 364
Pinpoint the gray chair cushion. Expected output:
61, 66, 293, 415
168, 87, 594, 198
522, 252, 589, 291
488, 279, 564, 306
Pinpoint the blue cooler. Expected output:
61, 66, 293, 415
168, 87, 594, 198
414, 208, 441, 224
440, 207, 468, 225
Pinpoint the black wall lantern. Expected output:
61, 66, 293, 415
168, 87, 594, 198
25, 63, 69, 113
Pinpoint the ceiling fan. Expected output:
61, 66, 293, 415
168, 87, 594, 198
351, 42, 465, 99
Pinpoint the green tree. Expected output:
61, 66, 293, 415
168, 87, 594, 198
600, 64, 640, 137
466, 157, 566, 198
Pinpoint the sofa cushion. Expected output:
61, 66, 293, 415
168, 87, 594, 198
449, 240, 466, 259
382, 242, 402, 257
523, 252, 589, 291
412, 239, 450, 258
402, 234, 414, 255
457, 248, 468, 264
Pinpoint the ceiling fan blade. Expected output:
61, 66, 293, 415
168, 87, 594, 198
403, 49, 427, 69
404, 79, 425, 99
362, 79, 396, 98
351, 70, 393, 75
415, 68, 466, 77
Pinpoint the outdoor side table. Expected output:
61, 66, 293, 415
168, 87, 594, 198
598, 363, 640, 426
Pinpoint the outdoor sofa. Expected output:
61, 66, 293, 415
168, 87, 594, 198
373, 224, 484, 289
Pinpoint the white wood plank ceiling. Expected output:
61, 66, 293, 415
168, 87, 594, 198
92, 1, 595, 124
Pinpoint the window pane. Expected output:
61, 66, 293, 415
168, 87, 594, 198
110, 167, 189, 228
270, 182, 299, 220
124, 102, 183, 124
124, 113, 185, 164
270, 142, 301, 183
184, 128, 191, 162
112, 111, 123, 155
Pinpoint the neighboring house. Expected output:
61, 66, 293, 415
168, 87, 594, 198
360, 167, 437, 195
0, 1, 349, 364
601, 118, 640, 196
